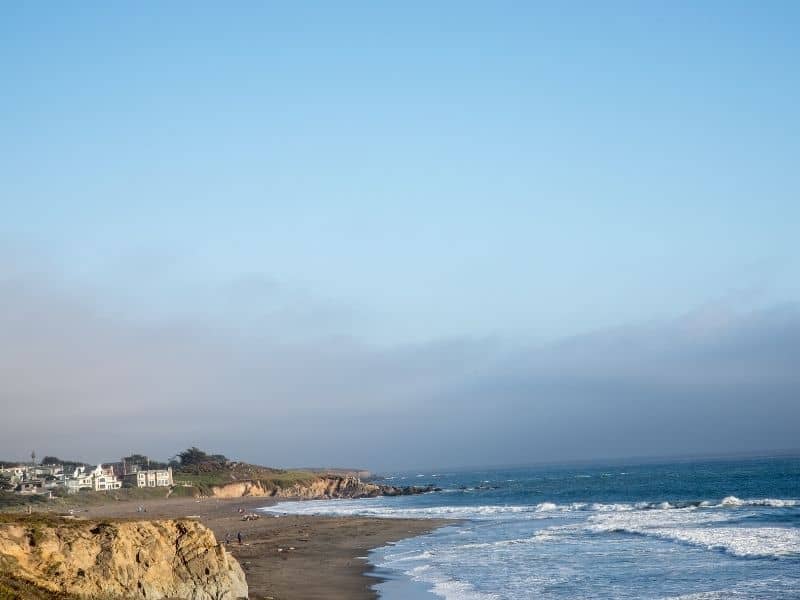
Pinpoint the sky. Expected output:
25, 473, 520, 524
1, 2, 798, 470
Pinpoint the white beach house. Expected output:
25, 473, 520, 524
125, 467, 173, 488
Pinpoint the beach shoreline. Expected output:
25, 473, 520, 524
72, 495, 446, 600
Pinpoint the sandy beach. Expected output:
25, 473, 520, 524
77, 496, 445, 600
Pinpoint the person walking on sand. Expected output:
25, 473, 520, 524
237, 531, 243, 545
225, 532, 231, 545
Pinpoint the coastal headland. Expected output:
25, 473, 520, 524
1, 496, 445, 600
88, 496, 445, 600
0, 450, 446, 599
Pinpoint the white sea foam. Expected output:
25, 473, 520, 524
262, 500, 562, 520
588, 507, 731, 532
262, 495, 800, 523
403, 565, 501, 600
716, 496, 800, 508
588, 507, 800, 558
720, 495, 744, 506
454, 524, 580, 550
458, 536, 537, 549
382, 550, 436, 563
429, 580, 500, 600
645, 527, 800, 558
263, 499, 638, 520
588, 502, 637, 512
661, 576, 799, 599
665, 593, 729, 600
359, 482, 800, 600
380, 545, 501, 600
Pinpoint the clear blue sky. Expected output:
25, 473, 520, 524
1, 3, 799, 467
3, 1, 798, 344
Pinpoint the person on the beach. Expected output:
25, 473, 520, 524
237, 531, 243, 545
225, 532, 231, 544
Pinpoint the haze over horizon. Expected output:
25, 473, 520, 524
1, 3, 799, 470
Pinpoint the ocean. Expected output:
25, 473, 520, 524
262, 455, 800, 599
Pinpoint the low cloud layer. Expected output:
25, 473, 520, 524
1, 257, 798, 470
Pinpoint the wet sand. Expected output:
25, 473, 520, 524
80, 496, 445, 600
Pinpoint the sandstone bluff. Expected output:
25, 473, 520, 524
0, 475, 439, 598
0, 517, 247, 599
209, 474, 438, 499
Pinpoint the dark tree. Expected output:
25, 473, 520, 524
40, 457, 88, 471
176, 448, 229, 473
123, 454, 149, 466
178, 447, 211, 466
122, 454, 168, 471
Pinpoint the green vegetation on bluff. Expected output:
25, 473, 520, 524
0, 515, 82, 599
171, 447, 316, 495
0, 492, 49, 512
0, 488, 173, 515
0, 574, 76, 600
0, 447, 325, 510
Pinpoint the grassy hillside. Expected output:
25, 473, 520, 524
168, 447, 319, 495
0, 449, 329, 510
0, 493, 49, 512
0, 488, 174, 515
173, 461, 317, 495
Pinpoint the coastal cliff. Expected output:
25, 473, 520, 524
169, 452, 437, 501
209, 474, 436, 499
0, 516, 247, 599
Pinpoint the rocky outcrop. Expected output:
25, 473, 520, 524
273, 475, 382, 499
210, 475, 438, 499
376, 483, 440, 497
0, 518, 247, 599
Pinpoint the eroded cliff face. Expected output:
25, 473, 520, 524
209, 475, 378, 499
209, 480, 271, 498
0, 518, 247, 600
273, 475, 382, 499
209, 475, 436, 499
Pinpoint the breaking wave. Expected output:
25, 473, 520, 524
262, 496, 800, 521
587, 505, 800, 559
350, 459, 800, 599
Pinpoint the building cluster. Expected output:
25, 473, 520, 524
0, 459, 173, 497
